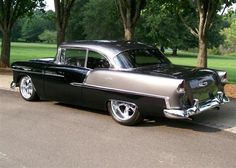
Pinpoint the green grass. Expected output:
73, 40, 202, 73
1, 42, 235, 83
9, 42, 57, 63
167, 51, 236, 84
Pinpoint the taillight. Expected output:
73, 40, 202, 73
217, 71, 228, 83
177, 80, 186, 94
222, 72, 228, 83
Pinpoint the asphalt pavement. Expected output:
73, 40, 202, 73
1, 89, 236, 168
1, 71, 236, 134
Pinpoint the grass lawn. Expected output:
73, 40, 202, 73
1, 42, 235, 83
9, 42, 57, 63
167, 51, 236, 84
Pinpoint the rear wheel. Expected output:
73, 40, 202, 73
19, 76, 39, 101
108, 100, 143, 126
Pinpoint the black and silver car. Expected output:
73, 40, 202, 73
11, 40, 229, 125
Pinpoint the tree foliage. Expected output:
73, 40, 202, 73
21, 10, 55, 42
221, 16, 236, 52
82, 0, 122, 40
39, 30, 57, 43
66, 0, 86, 40
137, 1, 197, 54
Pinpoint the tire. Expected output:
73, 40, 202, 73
19, 76, 39, 101
107, 100, 143, 126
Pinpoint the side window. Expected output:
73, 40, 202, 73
87, 51, 110, 69
60, 48, 87, 67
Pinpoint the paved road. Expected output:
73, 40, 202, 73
1, 90, 236, 168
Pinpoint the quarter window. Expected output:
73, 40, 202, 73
87, 51, 110, 69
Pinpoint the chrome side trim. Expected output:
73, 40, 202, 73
44, 72, 64, 78
164, 91, 230, 119
82, 70, 91, 83
12, 69, 42, 75
70, 82, 83, 87
13, 69, 65, 78
84, 83, 168, 100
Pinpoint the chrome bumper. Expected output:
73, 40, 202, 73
164, 91, 230, 119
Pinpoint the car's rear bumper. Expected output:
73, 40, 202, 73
163, 91, 230, 119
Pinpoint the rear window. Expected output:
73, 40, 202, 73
114, 49, 171, 69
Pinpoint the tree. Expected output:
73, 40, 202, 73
177, 0, 235, 67
221, 17, 236, 52
81, 0, 122, 40
67, 0, 86, 41
39, 30, 57, 43
136, 0, 226, 56
116, 0, 146, 40
0, 0, 45, 67
195, 0, 219, 67
54, 0, 76, 47
136, 1, 197, 55
11, 20, 22, 41
21, 10, 56, 42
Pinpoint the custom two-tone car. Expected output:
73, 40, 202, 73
11, 40, 229, 125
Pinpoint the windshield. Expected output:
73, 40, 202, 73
114, 49, 171, 69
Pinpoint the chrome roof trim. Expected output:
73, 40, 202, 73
60, 40, 155, 59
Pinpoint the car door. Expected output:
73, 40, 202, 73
82, 50, 111, 110
44, 47, 89, 105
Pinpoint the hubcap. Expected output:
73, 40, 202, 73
20, 76, 33, 99
110, 100, 137, 121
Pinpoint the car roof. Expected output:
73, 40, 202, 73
60, 40, 155, 58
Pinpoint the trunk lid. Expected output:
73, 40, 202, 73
134, 64, 221, 104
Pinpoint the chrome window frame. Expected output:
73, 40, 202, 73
55, 46, 113, 69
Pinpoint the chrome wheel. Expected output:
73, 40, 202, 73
19, 76, 38, 101
108, 100, 143, 126
111, 100, 137, 120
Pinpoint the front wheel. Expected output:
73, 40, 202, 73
19, 76, 39, 101
108, 100, 143, 126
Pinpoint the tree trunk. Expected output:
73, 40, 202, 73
124, 27, 134, 41
197, 35, 207, 67
54, 0, 75, 48
0, 30, 11, 68
160, 46, 165, 53
197, 8, 207, 68
57, 28, 66, 47
172, 47, 177, 56
117, 0, 146, 41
